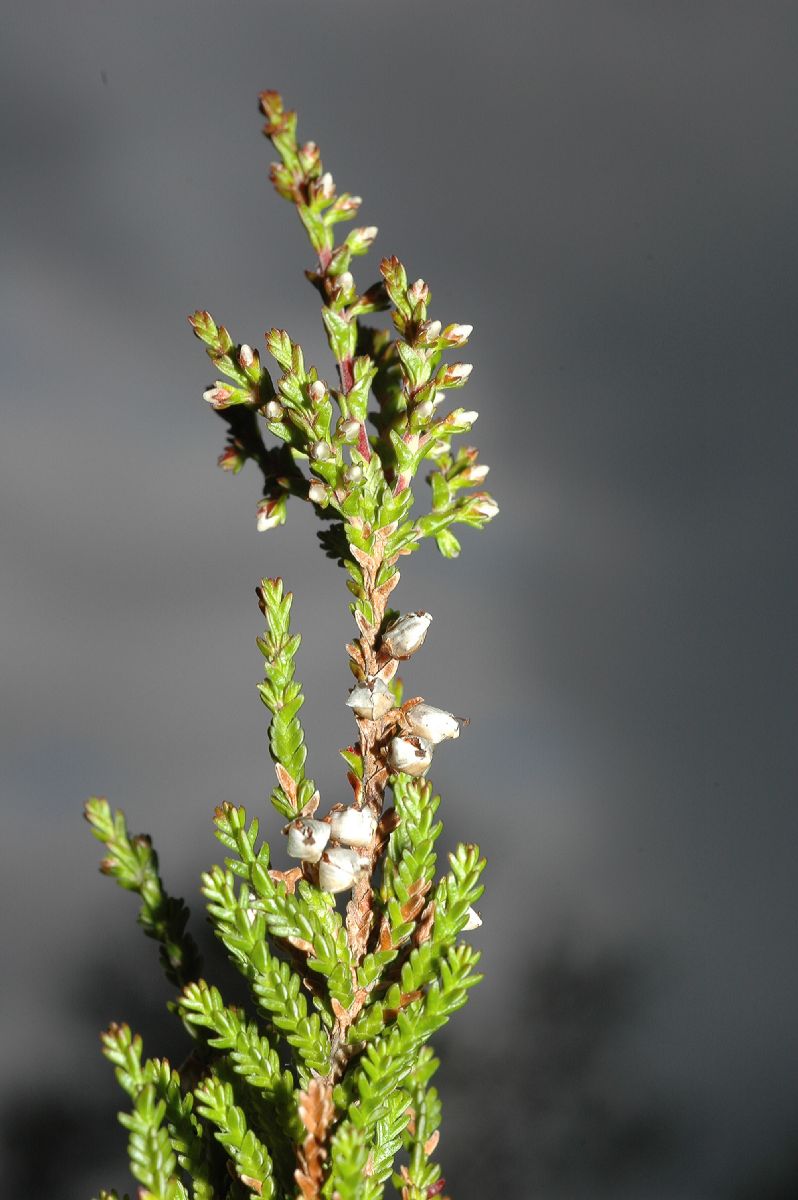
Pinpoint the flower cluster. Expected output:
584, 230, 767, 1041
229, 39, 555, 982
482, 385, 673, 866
86, 90, 496, 1200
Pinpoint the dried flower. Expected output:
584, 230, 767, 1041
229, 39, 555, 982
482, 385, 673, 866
285, 818, 331, 863
346, 678, 395, 720
381, 611, 432, 660
318, 846, 364, 893
404, 703, 461, 744
388, 735, 434, 777
330, 806, 377, 848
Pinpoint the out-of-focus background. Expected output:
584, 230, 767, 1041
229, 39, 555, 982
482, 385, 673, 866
2, 3, 797, 1197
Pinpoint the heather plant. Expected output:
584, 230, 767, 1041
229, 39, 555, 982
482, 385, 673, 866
85, 90, 498, 1200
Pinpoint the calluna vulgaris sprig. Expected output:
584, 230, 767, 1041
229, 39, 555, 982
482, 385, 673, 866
86, 90, 498, 1200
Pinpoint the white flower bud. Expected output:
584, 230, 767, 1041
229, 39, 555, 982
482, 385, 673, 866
442, 362, 473, 386
330, 806, 377, 847
472, 496, 499, 520
404, 703, 461, 744
344, 464, 363, 485
346, 679, 395, 720
308, 481, 328, 505
445, 323, 473, 344
388, 735, 434, 777
318, 846, 363, 893
264, 399, 284, 422
308, 380, 327, 404
425, 320, 442, 339
337, 271, 355, 295
285, 818, 331, 863
459, 410, 479, 425
464, 463, 490, 484
318, 171, 334, 199
407, 278, 429, 305
238, 344, 255, 369
463, 906, 482, 931
203, 386, 233, 407
413, 399, 434, 423
381, 611, 432, 660
338, 418, 360, 442
310, 440, 332, 461
256, 505, 282, 532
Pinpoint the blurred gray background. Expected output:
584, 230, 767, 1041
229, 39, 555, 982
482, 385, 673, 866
2, 3, 797, 1197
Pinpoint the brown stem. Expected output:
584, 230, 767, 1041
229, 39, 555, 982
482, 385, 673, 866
321, 536, 401, 1085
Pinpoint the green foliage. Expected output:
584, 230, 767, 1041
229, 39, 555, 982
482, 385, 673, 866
85, 797, 202, 989
255, 579, 317, 819
89, 89, 497, 1200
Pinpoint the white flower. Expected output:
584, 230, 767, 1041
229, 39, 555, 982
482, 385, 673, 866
264, 399, 284, 422
285, 818, 331, 863
346, 679, 394, 721
445, 323, 473, 344
464, 463, 490, 484
337, 271, 355, 295
310, 440, 332, 461
472, 496, 499, 520
256, 505, 282, 532
203, 386, 233, 408
344, 464, 363, 485
308, 481, 328, 505
330, 806, 377, 848
238, 344, 255, 369
388, 735, 434, 777
441, 362, 473, 386
381, 611, 432, 660
318, 846, 364, 893
338, 418, 360, 442
308, 380, 327, 404
405, 703, 461, 744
